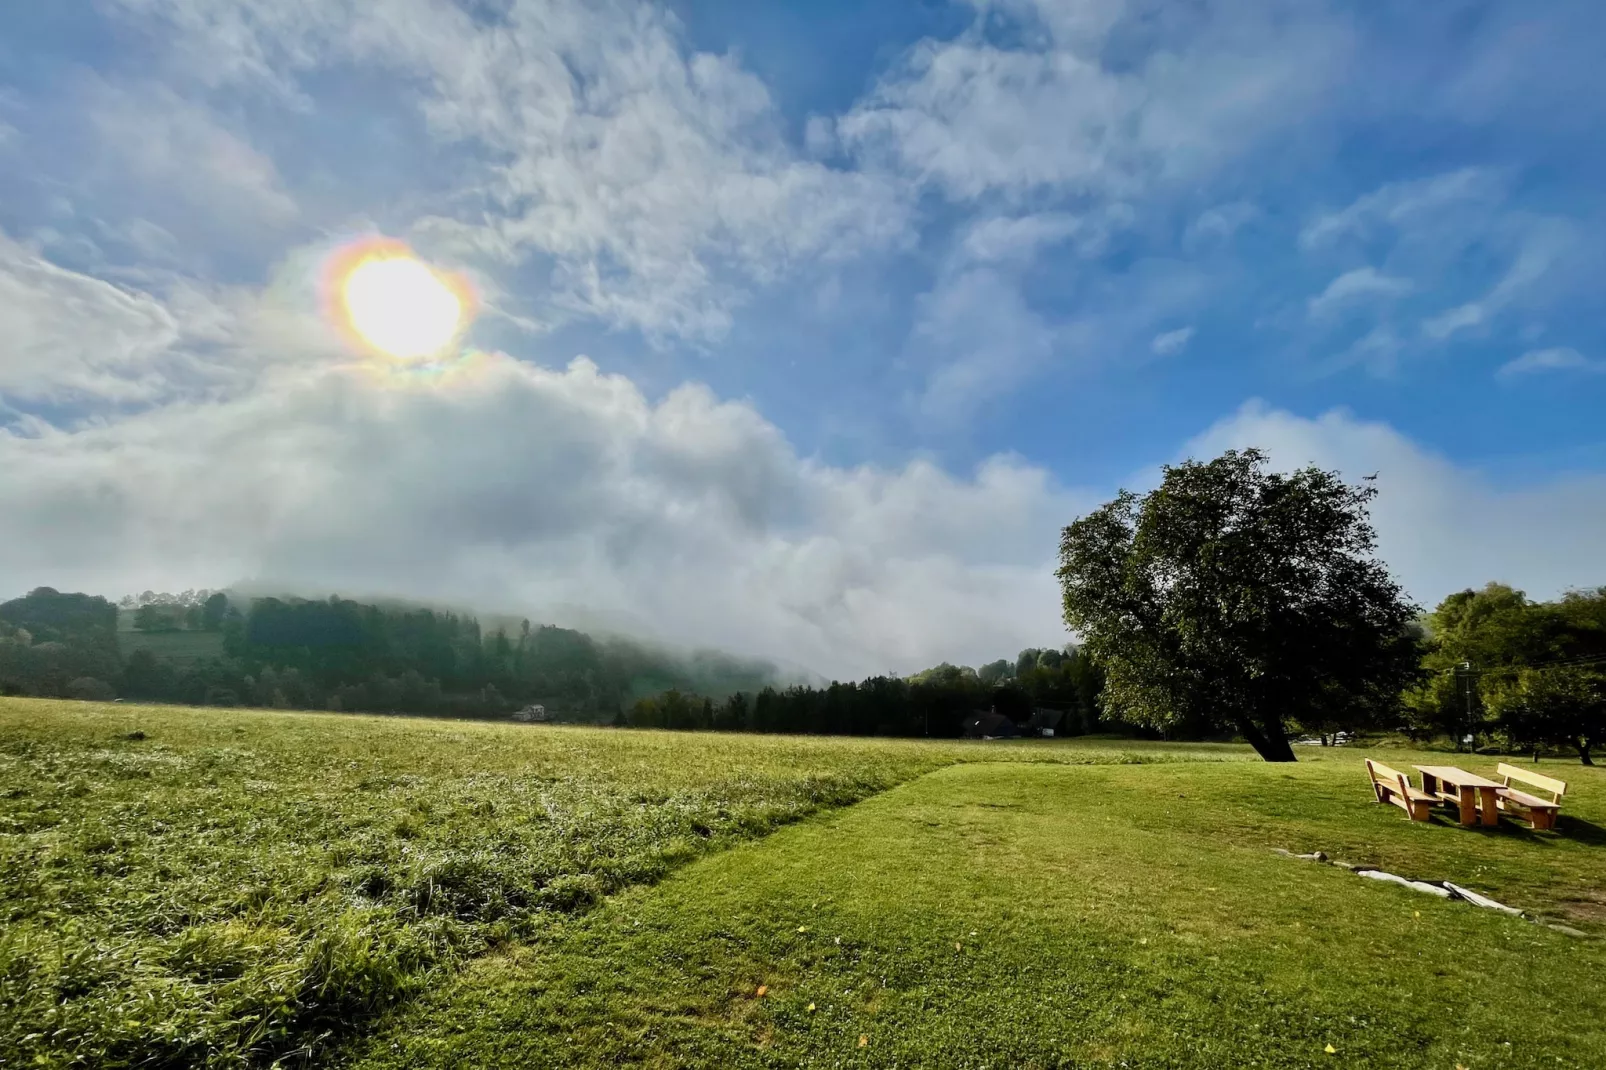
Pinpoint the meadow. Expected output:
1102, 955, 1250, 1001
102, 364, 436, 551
2, 698, 1603, 1069
115, 629, 227, 669
0, 698, 1215, 1068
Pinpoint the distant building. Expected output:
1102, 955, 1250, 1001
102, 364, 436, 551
962, 710, 1020, 740
510, 704, 549, 723
1026, 708, 1065, 737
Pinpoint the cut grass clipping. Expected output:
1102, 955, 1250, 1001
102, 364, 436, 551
0, 699, 1226, 1068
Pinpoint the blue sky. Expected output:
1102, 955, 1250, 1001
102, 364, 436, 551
1, 0, 1604, 677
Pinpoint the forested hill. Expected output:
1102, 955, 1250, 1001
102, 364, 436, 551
0, 587, 791, 720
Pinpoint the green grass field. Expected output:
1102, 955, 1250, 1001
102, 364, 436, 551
3, 699, 1602, 1069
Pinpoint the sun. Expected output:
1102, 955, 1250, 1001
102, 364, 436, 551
333, 244, 468, 360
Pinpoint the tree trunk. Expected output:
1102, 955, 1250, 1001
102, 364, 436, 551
1237, 717, 1298, 762
1580, 740, 1595, 766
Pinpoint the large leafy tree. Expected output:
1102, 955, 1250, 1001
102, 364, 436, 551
1404, 584, 1551, 747
1406, 585, 1606, 755
1487, 665, 1604, 765
1057, 448, 1422, 762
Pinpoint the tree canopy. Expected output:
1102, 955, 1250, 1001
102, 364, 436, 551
625, 645, 1106, 739
5, 561, 1602, 761
1409, 583, 1606, 763
1057, 448, 1422, 762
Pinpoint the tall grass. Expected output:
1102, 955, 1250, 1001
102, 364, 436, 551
0, 699, 1244, 1067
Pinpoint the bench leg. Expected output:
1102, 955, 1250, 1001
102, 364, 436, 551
1478, 787, 1499, 827
1456, 786, 1477, 826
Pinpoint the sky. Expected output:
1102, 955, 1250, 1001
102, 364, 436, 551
1, 0, 1604, 679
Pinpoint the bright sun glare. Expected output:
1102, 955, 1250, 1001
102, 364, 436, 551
339, 252, 464, 360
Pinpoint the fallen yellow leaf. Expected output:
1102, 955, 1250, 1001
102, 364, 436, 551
1324, 1043, 1337, 1054
797, 925, 810, 933
807, 1002, 817, 1012
955, 942, 962, 951
858, 1035, 868, 1047
756, 985, 768, 997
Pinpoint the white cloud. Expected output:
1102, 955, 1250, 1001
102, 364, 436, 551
1299, 168, 1499, 250
0, 230, 452, 408
107, 0, 911, 342
84, 78, 298, 229
1183, 201, 1258, 249
908, 268, 1060, 426
1306, 266, 1413, 319
841, 1, 1349, 418
0, 352, 1079, 678
1188, 403, 1606, 609
1150, 327, 1194, 355
839, 1, 1349, 203
0, 231, 180, 403
958, 213, 1084, 265
5, 320, 1602, 675
1497, 347, 1603, 380
1421, 219, 1575, 342
1421, 303, 1485, 342
1295, 169, 1588, 363
1330, 326, 1405, 378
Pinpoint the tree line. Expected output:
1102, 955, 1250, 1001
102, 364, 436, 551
1403, 582, 1605, 764
0, 589, 785, 720
624, 646, 1110, 739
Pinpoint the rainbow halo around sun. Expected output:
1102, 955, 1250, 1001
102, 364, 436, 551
326, 239, 475, 361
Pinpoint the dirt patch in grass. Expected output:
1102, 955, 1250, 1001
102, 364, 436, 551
1558, 891, 1606, 924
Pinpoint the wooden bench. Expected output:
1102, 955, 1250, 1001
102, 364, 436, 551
1366, 759, 1436, 822
1493, 763, 1566, 831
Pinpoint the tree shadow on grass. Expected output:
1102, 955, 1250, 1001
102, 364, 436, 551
1555, 814, 1606, 847
1425, 811, 1606, 848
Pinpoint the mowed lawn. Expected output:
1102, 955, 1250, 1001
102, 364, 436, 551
4, 699, 1603, 1069
0, 698, 1236, 1068
344, 753, 1606, 1070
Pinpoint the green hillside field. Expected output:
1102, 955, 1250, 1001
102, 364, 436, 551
115, 628, 228, 667
2, 697, 1602, 1069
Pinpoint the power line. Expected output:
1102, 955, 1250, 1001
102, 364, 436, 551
1437, 651, 1606, 677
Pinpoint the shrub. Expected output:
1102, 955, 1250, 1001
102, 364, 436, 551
66, 677, 117, 701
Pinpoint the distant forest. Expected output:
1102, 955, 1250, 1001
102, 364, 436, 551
0, 587, 788, 723
622, 647, 1111, 739
3, 579, 1601, 755
0, 585, 1112, 739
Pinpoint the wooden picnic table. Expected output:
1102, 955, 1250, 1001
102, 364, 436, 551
1415, 765, 1503, 827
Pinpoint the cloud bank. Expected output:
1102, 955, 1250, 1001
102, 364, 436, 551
3, 330, 1601, 677
0, 351, 1079, 678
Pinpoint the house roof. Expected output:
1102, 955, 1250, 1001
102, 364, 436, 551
964, 710, 1019, 737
